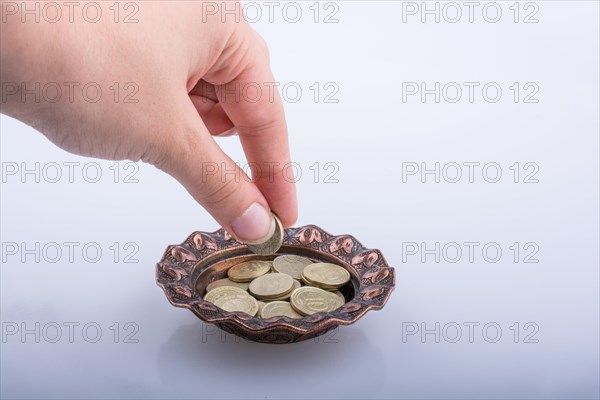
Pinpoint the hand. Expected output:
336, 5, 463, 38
0, 1, 297, 242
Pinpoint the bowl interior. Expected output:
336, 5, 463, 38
193, 244, 358, 304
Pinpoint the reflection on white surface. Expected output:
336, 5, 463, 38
1, 1, 599, 399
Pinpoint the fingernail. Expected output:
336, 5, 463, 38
231, 203, 275, 244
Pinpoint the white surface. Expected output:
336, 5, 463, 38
1, 1, 599, 399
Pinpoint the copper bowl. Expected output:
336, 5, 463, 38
156, 225, 395, 344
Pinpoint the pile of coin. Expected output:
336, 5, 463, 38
203, 255, 350, 319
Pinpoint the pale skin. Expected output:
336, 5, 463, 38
0, 1, 297, 243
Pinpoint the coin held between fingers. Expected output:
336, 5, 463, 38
231, 202, 275, 243
246, 213, 284, 255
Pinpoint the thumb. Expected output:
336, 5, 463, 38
151, 96, 275, 244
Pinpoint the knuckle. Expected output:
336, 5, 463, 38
202, 174, 243, 207
237, 116, 282, 139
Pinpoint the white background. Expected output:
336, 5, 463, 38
1, 1, 599, 399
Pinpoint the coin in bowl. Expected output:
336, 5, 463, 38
302, 262, 350, 290
249, 272, 294, 300
273, 255, 313, 280
228, 260, 271, 282
206, 278, 250, 293
260, 301, 303, 319
204, 286, 259, 316
214, 293, 259, 316
290, 286, 345, 316
262, 279, 301, 301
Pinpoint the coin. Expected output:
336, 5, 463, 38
300, 273, 340, 291
247, 213, 284, 255
249, 272, 294, 299
260, 301, 303, 319
206, 278, 249, 293
302, 262, 350, 289
213, 292, 259, 316
333, 290, 345, 302
330, 291, 345, 309
227, 260, 271, 282
262, 279, 301, 301
300, 273, 320, 287
273, 255, 313, 280
204, 285, 249, 305
290, 286, 343, 316
210, 257, 350, 319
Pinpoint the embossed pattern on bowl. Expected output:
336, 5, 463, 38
156, 225, 396, 344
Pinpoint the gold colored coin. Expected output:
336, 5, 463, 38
213, 292, 258, 316
249, 272, 294, 299
290, 286, 343, 316
300, 272, 320, 287
302, 262, 350, 289
260, 301, 303, 319
330, 292, 345, 309
262, 279, 301, 301
247, 214, 284, 255
206, 278, 249, 293
273, 255, 313, 280
204, 285, 249, 305
300, 273, 340, 291
227, 260, 271, 282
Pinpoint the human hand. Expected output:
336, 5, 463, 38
0, 1, 297, 242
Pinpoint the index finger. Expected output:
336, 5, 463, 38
213, 27, 297, 227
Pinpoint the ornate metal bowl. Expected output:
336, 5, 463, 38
156, 225, 395, 344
